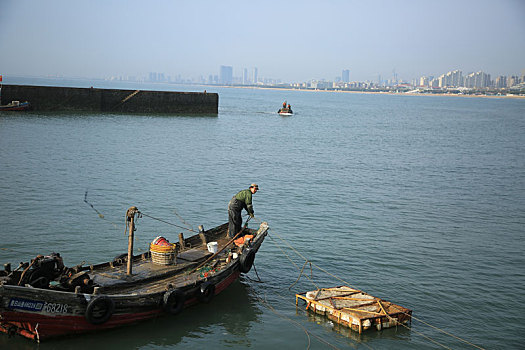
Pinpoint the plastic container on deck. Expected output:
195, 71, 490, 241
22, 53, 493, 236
207, 242, 218, 254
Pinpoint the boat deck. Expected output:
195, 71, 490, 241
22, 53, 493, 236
91, 235, 233, 294
296, 286, 412, 333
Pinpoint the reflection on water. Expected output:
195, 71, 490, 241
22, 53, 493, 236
0, 280, 261, 350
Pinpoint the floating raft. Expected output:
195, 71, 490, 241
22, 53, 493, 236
296, 286, 412, 333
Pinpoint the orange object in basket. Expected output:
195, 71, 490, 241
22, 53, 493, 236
150, 243, 176, 253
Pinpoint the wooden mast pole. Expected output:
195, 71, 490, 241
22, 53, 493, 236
126, 206, 139, 276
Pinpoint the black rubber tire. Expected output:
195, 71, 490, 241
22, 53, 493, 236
239, 248, 256, 273
85, 296, 115, 325
197, 282, 215, 303
163, 289, 185, 315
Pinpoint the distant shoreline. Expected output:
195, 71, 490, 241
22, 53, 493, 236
4, 75, 524, 100
215, 84, 525, 99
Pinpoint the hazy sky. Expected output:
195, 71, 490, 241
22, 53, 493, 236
1, 0, 524, 82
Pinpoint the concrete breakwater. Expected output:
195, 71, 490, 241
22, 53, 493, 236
0, 84, 218, 114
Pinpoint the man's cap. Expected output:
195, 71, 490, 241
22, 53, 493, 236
250, 183, 259, 189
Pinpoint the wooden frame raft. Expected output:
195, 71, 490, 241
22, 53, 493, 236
295, 286, 412, 333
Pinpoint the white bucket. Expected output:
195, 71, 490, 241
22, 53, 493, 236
207, 242, 218, 254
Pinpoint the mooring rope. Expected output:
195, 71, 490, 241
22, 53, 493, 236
140, 212, 199, 233
83, 191, 120, 230
267, 234, 319, 290
172, 208, 194, 232
263, 225, 486, 350
252, 289, 343, 350
250, 283, 375, 350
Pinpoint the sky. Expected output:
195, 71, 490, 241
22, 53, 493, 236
1, 0, 524, 83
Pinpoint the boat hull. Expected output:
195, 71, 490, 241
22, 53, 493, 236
277, 107, 293, 116
0, 221, 268, 341
0, 102, 30, 111
0, 269, 241, 341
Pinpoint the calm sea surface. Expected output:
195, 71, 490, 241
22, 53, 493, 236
1, 78, 524, 349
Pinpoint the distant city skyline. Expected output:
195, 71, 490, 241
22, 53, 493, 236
1, 1, 524, 83
100, 65, 524, 88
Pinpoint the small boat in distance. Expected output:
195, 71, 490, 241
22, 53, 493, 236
278, 101, 293, 116
0, 101, 31, 111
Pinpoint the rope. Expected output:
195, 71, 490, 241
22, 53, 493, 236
83, 191, 120, 230
253, 289, 339, 350
387, 304, 486, 350
141, 212, 198, 233
288, 261, 313, 291
252, 263, 263, 283
172, 208, 194, 232
267, 234, 319, 290
267, 228, 486, 350
270, 229, 362, 292
252, 285, 375, 350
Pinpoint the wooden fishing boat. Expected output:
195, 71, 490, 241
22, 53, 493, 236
0, 207, 269, 342
296, 286, 412, 334
0, 101, 31, 111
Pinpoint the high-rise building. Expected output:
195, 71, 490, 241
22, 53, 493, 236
243, 68, 248, 84
508, 76, 520, 87
495, 76, 507, 88
252, 67, 258, 85
220, 65, 233, 85
342, 69, 350, 83
464, 71, 491, 88
438, 70, 463, 87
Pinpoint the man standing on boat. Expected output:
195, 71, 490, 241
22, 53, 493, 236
228, 184, 259, 238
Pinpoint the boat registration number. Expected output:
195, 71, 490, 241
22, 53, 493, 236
8, 298, 69, 314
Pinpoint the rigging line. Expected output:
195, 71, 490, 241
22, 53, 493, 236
288, 261, 310, 291
172, 208, 194, 231
140, 212, 198, 233
253, 289, 344, 350
371, 300, 451, 350
264, 287, 375, 350
270, 228, 361, 291
0, 247, 32, 254
252, 262, 263, 283
393, 320, 452, 350
387, 304, 486, 350
270, 229, 484, 350
83, 191, 120, 230
267, 234, 319, 290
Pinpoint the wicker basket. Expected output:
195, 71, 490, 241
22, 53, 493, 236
150, 243, 177, 265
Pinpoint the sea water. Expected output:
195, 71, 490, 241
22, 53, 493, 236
1, 79, 524, 349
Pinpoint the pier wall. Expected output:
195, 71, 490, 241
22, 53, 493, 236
1, 85, 218, 114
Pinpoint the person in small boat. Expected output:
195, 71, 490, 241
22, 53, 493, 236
287, 104, 291, 110
228, 183, 259, 238
282, 101, 286, 108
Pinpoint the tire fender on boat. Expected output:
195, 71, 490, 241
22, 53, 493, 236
85, 296, 115, 325
197, 282, 215, 303
239, 247, 256, 273
163, 289, 185, 315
